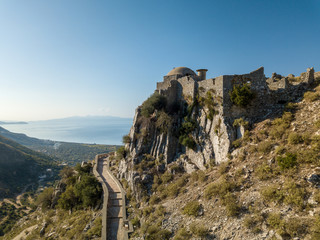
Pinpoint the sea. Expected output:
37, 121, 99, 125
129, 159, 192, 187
1, 116, 133, 145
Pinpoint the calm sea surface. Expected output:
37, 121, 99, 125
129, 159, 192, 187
1, 116, 132, 145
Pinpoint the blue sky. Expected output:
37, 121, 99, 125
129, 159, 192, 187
0, 0, 319, 121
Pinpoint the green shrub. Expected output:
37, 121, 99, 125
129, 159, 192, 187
190, 170, 206, 183
286, 217, 308, 237
221, 192, 240, 216
116, 146, 127, 159
86, 217, 102, 238
229, 83, 255, 107
233, 118, 249, 127
146, 225, 171, 240
277, 152, 297, 170
156, 111, 173, 134
304, 91, 320, 102
122, 135, 131, 144
189, 223, 209, 238
285, 102, 297, 110
179, 135, 196, 150
287, 132, 303, 144
255, 163, 275, 180
58, 186, 78, 210
161, 172, 173, 184
243, 213, 264, 233
173, 228, 191, 240
36, 187, 54, 210
149, 195, 161, 205
179, 118, 197, 150
204, 178, 237, 200
182, 201, 201, 217
261, 184, 284, 203
257, 141, 273, 153
131, 217, 140, 228
311, 216, 320, 240
267, 213, 285, 235
314, 119, 320, 128
141, 92, 167, 117
283, 181, 306, 210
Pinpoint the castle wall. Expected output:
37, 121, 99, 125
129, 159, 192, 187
198, 78, 216, 97
177, 76, 197, 99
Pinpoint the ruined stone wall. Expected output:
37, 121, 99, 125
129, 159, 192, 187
268, 78, 289, 90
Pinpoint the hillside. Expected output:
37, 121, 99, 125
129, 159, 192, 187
110, 67, 320, 239
0, 126, 119, 165
0, 135, 59, 198
0, 163, 102, 239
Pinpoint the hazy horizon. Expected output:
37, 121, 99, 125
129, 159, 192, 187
0, 115, 133, 122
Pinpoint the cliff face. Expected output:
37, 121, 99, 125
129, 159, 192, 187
118, 67, 316, 200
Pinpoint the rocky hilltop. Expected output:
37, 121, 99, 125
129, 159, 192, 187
107, 66, 320, 239
117, 66, 317, 197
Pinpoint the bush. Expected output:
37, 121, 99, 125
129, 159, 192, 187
58, 186, 78, 210
277, 152, 297, 170
267, 213, 285, 234
131, 217, 140, 228
221, 192, 240, 216
116, 146, 127, 159
146, 225, 171, 240
149, 195, 161, 205
243, 213, 264, 233
161, 172, 173, 184
261, 184, 284, 203
314, 119, 320, 128
156, 111, 173, 134
190, 170, 206, 183
288, 132, 303, 144
189, 223, 209, 238
229, 83, 255, 107
204, 178, 237, 200
141, 92, 167, 117
173, 228, 191, 240
257, 141, 273, 153
179, 135, 196, 150
304, 91, 320, 102
233, 118, 249, 127
255, 163, 275, 180
36, 187, 54, 210
122, 135, 131, 144
182, 201, 201, 217
283, 181, 306, 210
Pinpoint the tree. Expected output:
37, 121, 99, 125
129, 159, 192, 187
229, 83, 255, 107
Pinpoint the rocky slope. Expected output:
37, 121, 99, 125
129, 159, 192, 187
0, 135, 59, 198
111, 68, 320, 239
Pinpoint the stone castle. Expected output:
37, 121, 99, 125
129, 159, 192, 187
156, 66, 316, 121
122, 66, 318, 177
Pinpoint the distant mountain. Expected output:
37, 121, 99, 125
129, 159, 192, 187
0, 134, 59, 198
0, 121, 27, 125
0, 126, 119, 165
0, 126, 53, 148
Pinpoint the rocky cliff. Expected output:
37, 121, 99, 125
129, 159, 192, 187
117, 67, 317, 202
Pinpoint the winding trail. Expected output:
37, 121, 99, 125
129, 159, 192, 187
94, 154, 132, 240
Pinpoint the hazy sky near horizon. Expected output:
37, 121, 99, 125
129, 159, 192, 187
0, 0, 319, 121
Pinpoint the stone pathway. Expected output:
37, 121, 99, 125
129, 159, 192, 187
96, 156, 125, 240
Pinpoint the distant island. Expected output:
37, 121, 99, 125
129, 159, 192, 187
0, 121, 28, 125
